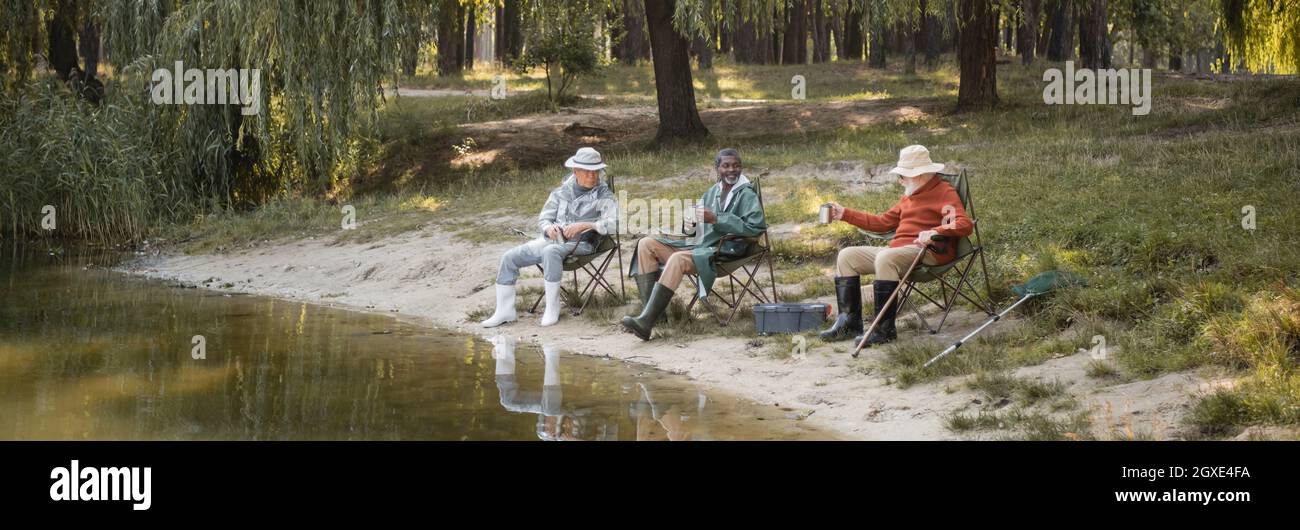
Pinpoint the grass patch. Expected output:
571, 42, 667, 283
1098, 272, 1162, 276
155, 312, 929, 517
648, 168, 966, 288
946, 408, 1094, 440
1085, 359, 1121, 379
881, 318, 1115, 387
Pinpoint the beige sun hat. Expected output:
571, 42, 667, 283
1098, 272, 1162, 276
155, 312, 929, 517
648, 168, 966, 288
564, 147, 607, 171
888, 145, 946, 177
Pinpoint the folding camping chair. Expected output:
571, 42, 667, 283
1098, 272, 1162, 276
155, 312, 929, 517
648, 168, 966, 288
524, 175, 626, 316
860, 170, 997, 334
683, 176, 779, 326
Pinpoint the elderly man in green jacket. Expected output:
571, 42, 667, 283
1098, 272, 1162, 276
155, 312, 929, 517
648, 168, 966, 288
621, 148, 767, 341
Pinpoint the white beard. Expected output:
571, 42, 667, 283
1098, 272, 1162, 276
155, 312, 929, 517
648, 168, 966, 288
902, 175, 930, 196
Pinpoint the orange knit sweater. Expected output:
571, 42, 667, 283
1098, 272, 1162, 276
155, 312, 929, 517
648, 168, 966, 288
840, 177, 973, 265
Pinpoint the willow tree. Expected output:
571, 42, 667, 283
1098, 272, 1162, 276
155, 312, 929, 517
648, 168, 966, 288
1220, 0, 1300, 74
108, 1, 421, 203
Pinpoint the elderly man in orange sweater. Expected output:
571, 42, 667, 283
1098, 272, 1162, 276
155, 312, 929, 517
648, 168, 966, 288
819, 145, 972, 347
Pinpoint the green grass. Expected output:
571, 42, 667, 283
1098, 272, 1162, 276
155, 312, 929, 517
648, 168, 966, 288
879, 317, 1116, 388
946, 408, 1094, 440
401, 58, 961, 102
966, 371, 1068, 407
1183, 287, 1300, 438
1085, 359, 1121, 379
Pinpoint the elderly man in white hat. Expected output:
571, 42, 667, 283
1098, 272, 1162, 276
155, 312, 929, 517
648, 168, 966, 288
481, 147, 619, 328
818, 145, 972, 346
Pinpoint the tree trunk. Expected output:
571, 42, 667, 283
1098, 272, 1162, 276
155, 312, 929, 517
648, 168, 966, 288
455, 4, 466, 69
614, 0, 651, 64
1077, 0, 1108, 69
867, 17, 887, 68
496, 3, 506, 62
402, 44, 419, 76
78, 20, 99, 80
812, 0, 830, 63
841, 5, 864, 60
956, 0, 998, 111
1018, 0, 1038, 65
781, 0, 806, 64
644, 0, 709, 142
768, 4, 780, 64
1045, 0, 1074, 62
733, 5, 759, 64
908, 0, 930, 72
437, 0, 462, 75
495, 0, 522, 64
693, 33, 713, 69
464, 7, 475, 71
831, 11, 844, 59
1038, 6, 1051, 57
944, 0, 959, 53
925, 4, 943, 63
47, 0, 80, 81
719, 1, 731, 54
1003, 12, 1014, 51
904, 20, 917, 74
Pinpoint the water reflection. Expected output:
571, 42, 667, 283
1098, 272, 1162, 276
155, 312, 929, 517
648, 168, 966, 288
0, 245, 828, 441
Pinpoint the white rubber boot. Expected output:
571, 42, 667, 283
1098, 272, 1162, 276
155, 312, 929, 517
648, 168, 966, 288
480, 284, 517, 328
491, 335, 517, 375
539, 281, 562, 326
542, 344, 561, 386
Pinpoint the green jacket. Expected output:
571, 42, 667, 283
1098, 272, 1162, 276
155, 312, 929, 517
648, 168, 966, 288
631, 174, 767, 298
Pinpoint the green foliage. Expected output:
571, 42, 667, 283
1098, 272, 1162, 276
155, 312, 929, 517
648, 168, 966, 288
0, 80, 186, 242
513, 0, 604, 104
1220, 0, 1300, 73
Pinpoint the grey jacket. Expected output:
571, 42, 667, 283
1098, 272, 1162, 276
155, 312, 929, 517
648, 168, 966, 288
537, 175, 619, 242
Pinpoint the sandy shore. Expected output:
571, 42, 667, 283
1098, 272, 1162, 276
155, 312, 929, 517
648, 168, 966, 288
119, 205, 1225, 440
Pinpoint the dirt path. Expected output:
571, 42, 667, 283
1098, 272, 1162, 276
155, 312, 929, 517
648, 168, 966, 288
448, 97, 941, 169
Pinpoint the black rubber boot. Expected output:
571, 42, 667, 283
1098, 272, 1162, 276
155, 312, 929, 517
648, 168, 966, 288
819, 276, 863, 342
621, 283, 674, 341
858, 280, 901, 347
632, 271, 663, 322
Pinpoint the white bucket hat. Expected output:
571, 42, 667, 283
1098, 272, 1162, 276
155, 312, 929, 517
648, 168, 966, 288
888, 145, 945, 178
564, 147, 607, 171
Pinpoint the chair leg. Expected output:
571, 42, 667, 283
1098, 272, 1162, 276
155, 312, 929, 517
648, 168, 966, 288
978, 247, 996, 314
684, 251, 779, 325
530, 290, 544, 314
616, 247, 626, 299
898, 281, 938, 334
529, 264, 545, 313
765, 251, 779, 303
572, 252, 619, 317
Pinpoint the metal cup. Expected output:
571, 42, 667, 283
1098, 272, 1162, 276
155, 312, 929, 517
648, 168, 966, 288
818, 203, 832, 224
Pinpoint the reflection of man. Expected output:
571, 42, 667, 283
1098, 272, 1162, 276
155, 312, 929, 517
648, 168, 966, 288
633, 383, 707, 441
490, 336, 611, 441
492, 335, 562, 418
